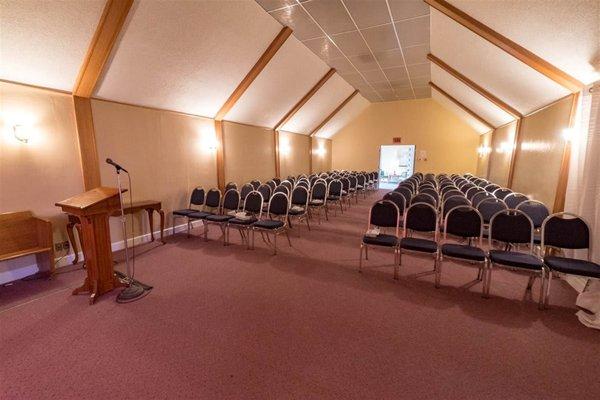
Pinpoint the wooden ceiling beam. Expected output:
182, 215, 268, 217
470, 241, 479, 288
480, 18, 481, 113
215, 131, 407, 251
73, 0, 134, 97
424, 0, 584, 93
429, 82, 495, 129
274, 68, 336, 131
309, 90, 358, 137
428, 53, 522, 118
215, 26, 293, 121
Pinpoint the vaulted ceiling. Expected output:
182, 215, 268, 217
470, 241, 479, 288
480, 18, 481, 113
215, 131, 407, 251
1, 0, 598, 139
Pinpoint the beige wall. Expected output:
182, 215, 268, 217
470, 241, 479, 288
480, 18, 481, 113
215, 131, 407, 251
223, 121, 276, 185
279, 130, 310, 178
331, 98, 479, 174
476, 131, 493, 178
488, 121, 517, 187
311, 137, 332, 173
92, 99, 217, 241
0, 82, 83, 241
511, 95, 573, 206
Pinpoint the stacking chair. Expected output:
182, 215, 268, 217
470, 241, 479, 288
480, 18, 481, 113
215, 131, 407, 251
266, 180, 277, 192
477, 197, 508, 226
341, 178, 352, 207
493, 187, 513, 200
327, 179, 344, 215
309, 180, 328, 223
281, 180, 293, 193
484, 183, 500, 193
188, 188, 222, 238
486, 210, 546, 308
226, 191, 263, 248
359, 200, 401, 277
258, 184, 272, 211
239, 183, 253, 206
204, 189, 240, 244
272, 177, 281, 185
252, 192, 291, 255
411, 192, 437, 208
505, 192, 529, 209
517, 200, 549, 247
420, 188, 439, 205
225, 182, 237, 192
438, 205, 486, 290
542, 213, 600, 307
274, 185, 290, 197
356, 174, 367, 200
288, 186, 310, 231
250, 180, 261, 190
441, 195, 470, 225
472, 191, 494, 208
173, 187, 205, 237
399, 203, 439, 283
347, 175, 358, 201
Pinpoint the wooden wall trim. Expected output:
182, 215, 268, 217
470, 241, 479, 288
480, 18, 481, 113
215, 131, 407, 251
428, 53, 522, 118
215, 120, 225, 190
215, 27, 292, 121
73, 0, 134, 97
506, 117, 522, 188
429, 82, 495, 129
524, 94, 574, 118
274, 68, 336, 131
274, 130, 281, 178
553, 93, 580, 213
73, 96, 101, 190
309, 136, 313, 174
424, 0, 583, 92
309, 90, 359, 137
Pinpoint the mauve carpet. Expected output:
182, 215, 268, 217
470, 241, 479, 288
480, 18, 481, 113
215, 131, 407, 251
1, 190, 599, 400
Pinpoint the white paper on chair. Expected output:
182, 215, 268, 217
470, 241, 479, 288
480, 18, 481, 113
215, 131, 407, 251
365, 228, 380, 237
291, 206, 304, 212
235, 212, 251, 220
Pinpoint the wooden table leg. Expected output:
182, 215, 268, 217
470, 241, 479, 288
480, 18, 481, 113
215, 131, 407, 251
66, 221, 79, 264
146, 208, 155, 242
158, 210, 165, 243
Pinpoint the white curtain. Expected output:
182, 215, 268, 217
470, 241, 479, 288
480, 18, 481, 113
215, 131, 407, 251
564, 82, 600, 329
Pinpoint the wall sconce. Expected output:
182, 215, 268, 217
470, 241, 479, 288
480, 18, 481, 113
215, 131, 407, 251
13, 125, 30, 143
280, 138, 290, 156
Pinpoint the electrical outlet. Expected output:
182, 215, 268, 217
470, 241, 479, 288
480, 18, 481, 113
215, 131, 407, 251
54, 242, 63, 252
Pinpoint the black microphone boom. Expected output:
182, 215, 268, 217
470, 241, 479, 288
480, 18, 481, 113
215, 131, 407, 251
106, 158, 128, 173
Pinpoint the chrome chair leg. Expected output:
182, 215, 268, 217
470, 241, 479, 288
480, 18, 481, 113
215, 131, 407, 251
538, 269, 546, 310
393, 248, 399, 280
544, 269, 552, 308
285, 230, 292, 247
359, 243, 364, 272
365, 244, 369, 260
435, 256, 442, 288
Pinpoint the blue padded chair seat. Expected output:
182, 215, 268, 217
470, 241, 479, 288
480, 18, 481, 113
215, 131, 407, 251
205, 214, 234, 223
228, 217, 257, 225
442, 244, 486, 262
489, 250, 542, 270
288, 208, 305, 216
173, 209, 199, 216
544, 256, 600, 278
254, 220, 285, 229
400, 237, 438, 253
363, 234, 398, 247
187, 211, 213, 219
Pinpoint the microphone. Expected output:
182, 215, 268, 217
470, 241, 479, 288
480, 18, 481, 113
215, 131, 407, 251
106, 158, 128, 173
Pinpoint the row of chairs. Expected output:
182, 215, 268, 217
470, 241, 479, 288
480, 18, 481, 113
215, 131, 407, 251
172, 171, 378, 254
359, 172, 599, 308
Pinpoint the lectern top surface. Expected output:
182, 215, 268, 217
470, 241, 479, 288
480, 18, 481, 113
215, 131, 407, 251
55, 187, 120, 210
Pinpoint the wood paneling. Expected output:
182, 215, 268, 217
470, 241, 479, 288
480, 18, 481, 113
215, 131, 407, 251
309, 90, 359, 137
72, 0, 134, 97
553, 93, 580, 212
73, 96, 101, 190
215, 26, 293, 121
425, 0, 584, 92
274, 130, 280, 178
429, 82, 494, 129
428, 53, 522, 118
506, 117, 522, 187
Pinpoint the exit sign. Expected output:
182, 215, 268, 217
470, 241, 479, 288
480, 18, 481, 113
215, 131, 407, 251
392, 137, 401, 143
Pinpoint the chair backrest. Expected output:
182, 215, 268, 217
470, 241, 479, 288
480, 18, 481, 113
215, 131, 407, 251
274, 185, 289, 196
382, 191, 406, 214
266, 180, 276, 191
272, 177, 281, 185
291, 186, 309, 207
250, 180, 261, 190
442, 195, 471, 217
357, 174, 366, 186
348, 175, 357, 188
471, 191, 494, 208
477, 198, 508, 224
268, 192, 289, 219
493, 187, 513, 200
243, 191, 264, 217
505, 192, 529, 209
281, 180, 293, 191
190, 187, 205, 207
311, 181, 327, 201
239, 184, 253, 201
420, 188, 439, 202
541, 213, 591, 257
465, 186, 481, 200
221, 189, 240, 212
411, 192, 437, 207
489, 209, 534, 248
328, 180, 342, 196
444, 205, 483, 243
484, 183, 500, 193
258, 184, 271, 202
516, 200, 549, 229
225, 182, 237, 192
405, 202, 438, 234
368, 200, 400, 238
205, 188, 221, 208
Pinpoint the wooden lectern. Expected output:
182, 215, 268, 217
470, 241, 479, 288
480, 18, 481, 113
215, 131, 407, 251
56, 187, 124, 304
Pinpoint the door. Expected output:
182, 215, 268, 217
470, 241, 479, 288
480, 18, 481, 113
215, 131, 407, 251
378, 145, 415, 189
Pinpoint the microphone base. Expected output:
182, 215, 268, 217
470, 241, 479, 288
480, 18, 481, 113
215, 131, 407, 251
116, 282, 147, 303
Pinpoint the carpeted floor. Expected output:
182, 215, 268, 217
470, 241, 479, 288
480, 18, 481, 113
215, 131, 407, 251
1, 190, 599, 399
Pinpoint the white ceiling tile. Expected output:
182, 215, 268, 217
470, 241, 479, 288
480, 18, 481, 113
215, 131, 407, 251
303, 36, 344, 60
389, 0, 430, 21
226, 36, 329, 127
302, 0, 356, 35
395, 15, 430, 47
95, 0, 282, 118
343, 0, 391, 29
270, 3, 323, 40
361, 23, 399, 53
0, 0, 105, 91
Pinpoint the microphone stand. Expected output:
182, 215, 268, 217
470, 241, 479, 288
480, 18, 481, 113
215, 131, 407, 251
113, 167, 146, 303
